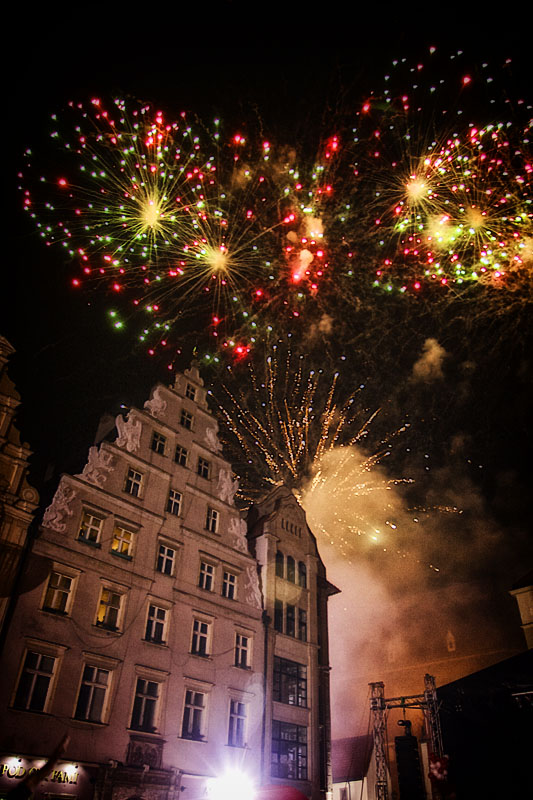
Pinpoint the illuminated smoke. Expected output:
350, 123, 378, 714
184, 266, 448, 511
410, 337, 447, 382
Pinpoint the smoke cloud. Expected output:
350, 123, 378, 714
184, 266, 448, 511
410, 337, 447, 382
299, 444, 526, 738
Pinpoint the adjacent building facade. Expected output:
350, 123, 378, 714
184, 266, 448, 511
0, 366, 337, 800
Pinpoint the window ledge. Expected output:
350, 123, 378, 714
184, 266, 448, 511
41, 607, 68, 617
95, 623, 121, 635
71, 718, 109, 728
144, 639, 168, 648
128, 727, 159, 736
111, 550, 133, 561
180, 735, 206, 743
78, 538, 101, 548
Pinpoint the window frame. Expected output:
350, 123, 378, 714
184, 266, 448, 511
124, 467, 143, 498
166, 488, 182, 516
145, 603, 169, 645
191, 617, 212, 657
175, 444, 188, 467
73, 664, 111, 723
111, 524, 135, 559
150, 431, 166, 455
222, 570, 237, 600
205, 507, 219, 533
95, 586, 125, 632
12, 651, 57, 713
198, 561, 215, 591
11, 640, 66, 714
271, 720, 308, 781
228, 698, 247, 747
42, 570, 74, 615
130, 677, 161, 733
181, 688, 207, 741
185, 383, 197, 401
234, 632, 251, 669
78, 510, 104, 547
157, 542, 176, 576
197, 456, 211, 479
180, 409, 193, 430
273, 656, 307, 707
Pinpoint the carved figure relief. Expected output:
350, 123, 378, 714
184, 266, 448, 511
243, 564, 263, 608
144, 386, 167, 418
115, 413, 142, 452
217, 469, 239, 504
42, 479, 76, 532
205, 425, 223, 453
228, 517, 248, 553
77, 446, 115, 487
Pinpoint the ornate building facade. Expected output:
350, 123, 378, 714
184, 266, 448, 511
0, 366, 337, 800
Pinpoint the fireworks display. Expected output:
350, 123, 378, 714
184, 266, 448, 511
343, 49, 532, 306
18, 49, 531, 368
19, 98, 340, 363
15, 46, 531, 571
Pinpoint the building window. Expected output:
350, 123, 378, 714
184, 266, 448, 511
130, 678, 159, 732
166, 489, 182, 516
74, 665, 110, 722
111, 526, 134, 558
274, 599, 283, 633
205, 507, 219, 533
43, 571, 72, 614
222, 571, 237, 599
186, 383, 196, 401
125, 468, 143, 498
151, 431, 166, 455
271, 721, 307, 780
13, 651, 56, 712
298, 561, 307, 588
157, 544, 176, 576
298, 609, 307, 642
96, 588, 123, 631
182, 690, 205, 740
234, 633, 250, 668
286, 604, 295, 637
145, 604, 168, 644
273, 657, 307, 707
197, 457, 210, 479
78, 511, 103, 545
191, 619, 211, 657
199, 562, 215, 591
175, 444, 188, 467
228, 700, 246, 747
275, 550, 284, 578
180, 409, 193, 430
286, 556, 295, 583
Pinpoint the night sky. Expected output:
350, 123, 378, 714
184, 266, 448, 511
6, 12, 532, 732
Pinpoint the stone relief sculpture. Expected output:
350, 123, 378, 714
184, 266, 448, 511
228, 517, 248, 553
144, 386, 167, 418
42, 479, 76, 532
77, 446, 115, 487
244, 565, 263, 609
217, 469, 239, 505
115, 413, 142, 452
205, 424, 223, 453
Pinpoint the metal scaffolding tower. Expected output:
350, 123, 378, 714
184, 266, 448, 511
369, 674, 443, 800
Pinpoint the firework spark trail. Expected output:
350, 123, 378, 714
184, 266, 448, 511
212, 341, 455, 571
333, 47, 532, 334
20, 99, 341, 363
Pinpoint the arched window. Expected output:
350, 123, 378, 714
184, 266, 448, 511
275, 550, 284, 578
286, 556, 295, 583
298, 561, 307, 588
